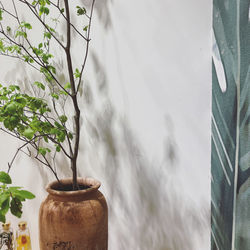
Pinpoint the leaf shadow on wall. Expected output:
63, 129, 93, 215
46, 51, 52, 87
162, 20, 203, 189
75, 51, 210, 250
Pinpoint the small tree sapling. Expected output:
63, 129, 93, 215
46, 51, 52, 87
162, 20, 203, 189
0, 0, 96, 222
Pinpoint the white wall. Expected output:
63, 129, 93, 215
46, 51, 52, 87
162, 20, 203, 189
0, 0, 211, 249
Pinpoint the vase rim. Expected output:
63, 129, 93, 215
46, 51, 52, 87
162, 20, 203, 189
46, 177, 101, 197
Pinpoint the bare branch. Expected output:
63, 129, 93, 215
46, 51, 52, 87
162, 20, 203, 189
20, 148, 31, 157
7, 141, 29, 173
49, 1, 89, 41
0, 52, 41, 72
0, 1, 18, 19
77, 0, 95, 94
30, 140, 61, 184
0, 128, 23, 141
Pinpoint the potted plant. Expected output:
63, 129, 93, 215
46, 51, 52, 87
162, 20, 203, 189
0, 0, 108, 249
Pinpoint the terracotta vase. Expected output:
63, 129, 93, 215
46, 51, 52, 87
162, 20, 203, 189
39, 178, 108, 250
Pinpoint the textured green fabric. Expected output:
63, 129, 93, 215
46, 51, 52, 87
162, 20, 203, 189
212, 0, 250, 249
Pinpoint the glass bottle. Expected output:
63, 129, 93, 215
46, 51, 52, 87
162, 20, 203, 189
15, 222, 31, 250
0, 222, 14, 250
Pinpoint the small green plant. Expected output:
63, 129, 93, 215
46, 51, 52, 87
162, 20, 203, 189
0, 171, 35, 223
0, 0, 96, 220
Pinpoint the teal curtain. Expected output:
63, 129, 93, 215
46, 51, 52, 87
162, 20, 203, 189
212, 0, 250, 249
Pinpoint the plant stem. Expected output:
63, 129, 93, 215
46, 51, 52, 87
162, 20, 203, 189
64, 0, 80, 190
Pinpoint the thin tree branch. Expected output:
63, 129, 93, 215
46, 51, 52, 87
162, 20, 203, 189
49, 1, 89, 42
0, 52, 41, 71
7, 141, 30, 173
0, 30, 43, 67
51, 96, 73, 157
77, 0, 95, 94
30, 140, 61, 183
0, 29, 71, 95
0, 128, 26, 142
0, 1, 18, 19
19, 0, 66, 50
46, 134, 72, 159
64, 0, 81, 190
20, 148, 31, 157
11, 0, 71, 95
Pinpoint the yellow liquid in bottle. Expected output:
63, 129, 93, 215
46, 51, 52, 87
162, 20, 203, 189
16, 234, 31, 250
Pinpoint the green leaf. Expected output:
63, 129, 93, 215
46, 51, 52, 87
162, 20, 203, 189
23, 55, 30, 62
1, 196, 10, 215
10, 116, 19, 127
44, 32, 51, 39
47, 65, 56, 74
59, 115, 67, 123
3, 119, 11, 129
0, 212, 6, 223
38, 147, 50, 156
21, 22, 32, 30
83, 25, 88, 32
34, 81, 45, 90
54, 121, 62, 128
57, 131, 65, 142
12, 190, 35, 200
76, 6, 86, 16
74, 68, 81, 78
8, 186, 22, 192
212, 1, 250, 249
38, 147, 46, 156
9, 85, 20, 91
15, 96, 27, 105
42, 53, 53, 64
50, 93, 59, 99
46, 25, 55, 33
0, 172, 12, 184
64, 82, 71, 89
15, 30, 27, 39
23, 127, 35, 140
39, 6, 49, 16
68, 132, 73, 140
50, 128, 58, 134
56, 145, 61, 152
10, 198, 22, 218
44, 7, 49, 15
0, 193, 10, 206
59, 90, 68, 96
6, 102, 17, 113
0, 9, 3, 21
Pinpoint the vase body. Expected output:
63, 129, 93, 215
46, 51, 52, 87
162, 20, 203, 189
39, 178, 108, 250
